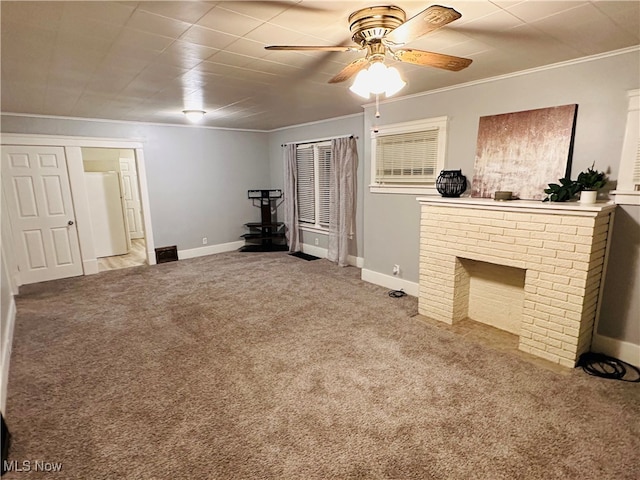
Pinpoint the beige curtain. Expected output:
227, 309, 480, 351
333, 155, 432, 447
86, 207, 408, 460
328, 137, 358, 266
283, 144, 301, 252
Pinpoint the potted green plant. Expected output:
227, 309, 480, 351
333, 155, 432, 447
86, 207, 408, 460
576, 163, 608, 204
543, 176, 580, 202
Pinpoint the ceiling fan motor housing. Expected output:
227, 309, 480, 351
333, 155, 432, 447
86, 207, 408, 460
349, 6, 406, 46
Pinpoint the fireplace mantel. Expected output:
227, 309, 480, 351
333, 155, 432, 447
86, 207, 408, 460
417, 196, 616, 215
417, 196, 616, 368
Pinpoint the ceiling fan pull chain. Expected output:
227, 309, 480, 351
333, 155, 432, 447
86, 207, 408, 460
375, 94, 381, 119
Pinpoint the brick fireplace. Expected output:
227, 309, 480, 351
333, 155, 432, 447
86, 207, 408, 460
417, 197, 616, 368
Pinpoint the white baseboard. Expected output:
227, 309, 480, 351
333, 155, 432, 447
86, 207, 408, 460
592, 333, 640, 367
301, 244, 364, 268
83, 259, 99, 275
1, 297, 16, 414
300, 243, 327, 259
349, 255, 365, 268
178, 240, 245, 260
361, 268, 419, 297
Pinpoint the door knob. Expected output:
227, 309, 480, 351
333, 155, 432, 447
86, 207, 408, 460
68, 220, 74, 226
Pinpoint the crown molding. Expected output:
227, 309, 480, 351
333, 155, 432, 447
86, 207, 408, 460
0, 111, 268, 133
267, 112, 364, 133
364, 46, 640, 109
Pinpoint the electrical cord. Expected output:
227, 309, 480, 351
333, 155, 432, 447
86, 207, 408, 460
388, 289, 407, 298
577, 352, 640, 382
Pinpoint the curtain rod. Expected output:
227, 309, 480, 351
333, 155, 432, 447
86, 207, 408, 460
281, 134, 358, 147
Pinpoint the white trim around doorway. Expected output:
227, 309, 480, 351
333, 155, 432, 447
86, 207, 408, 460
0, 134, 156, 282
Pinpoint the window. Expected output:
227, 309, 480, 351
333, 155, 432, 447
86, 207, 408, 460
370, 117, 448, 194
633, 139, 640, 187
296, 141, 331, 230
614, 89, 640, 205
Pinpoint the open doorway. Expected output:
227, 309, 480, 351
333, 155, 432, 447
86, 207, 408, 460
81, 147, 147, 272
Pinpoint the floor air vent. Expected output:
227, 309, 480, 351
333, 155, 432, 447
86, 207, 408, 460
155, 245, 178, 264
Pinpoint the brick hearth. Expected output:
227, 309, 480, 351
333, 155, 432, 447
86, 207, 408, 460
417, 197, 616, 368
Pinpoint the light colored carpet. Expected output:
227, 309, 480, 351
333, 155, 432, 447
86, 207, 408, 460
5, 252, 639, 479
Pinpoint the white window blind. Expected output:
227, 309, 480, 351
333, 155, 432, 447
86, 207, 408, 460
296, 145, 315, 224
318, 145, 331, 227
617, 89, 639, 196
633, 138, 640, 187
370, 116, 448, 194
296, 142, 332, 229
375, 129, 439, 183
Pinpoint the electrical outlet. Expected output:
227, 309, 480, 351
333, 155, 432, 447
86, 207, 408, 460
314, 238, 319, 246
393, 264, 400, 276
202, 237, 208, 245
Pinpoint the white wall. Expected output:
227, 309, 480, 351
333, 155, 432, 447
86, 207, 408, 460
0, 117, 271, 252
0, 247, 16, 413
81, 146, 121, 172
598, 204, 640, 342
358, 48, 639, 346
267, 114, 365, 259
261, 49, 639, 349
1, 48, 637, 359
362, 49, 639, 282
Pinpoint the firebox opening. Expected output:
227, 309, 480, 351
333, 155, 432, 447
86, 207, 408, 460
459, 258, 526, 335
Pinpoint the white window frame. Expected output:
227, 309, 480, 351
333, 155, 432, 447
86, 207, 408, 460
296, 141, 331, 232
612, 89, 640, 206
370, 116, 448, 195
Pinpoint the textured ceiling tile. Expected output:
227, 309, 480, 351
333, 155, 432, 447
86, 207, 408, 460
140, 62, 190, 79
137, 1, 216, 24
243, 22, 300, 44
67, 1, 137, 26
531, 3, 637, 54
1, 22, 57, 62
126, 9, 192, 38
99, 53, 157, 74
222, 37, 273, 59
42, 89, 83, 113
243, 58, 305, 76
53, 32, 113, 59
461, 8, 527, 30
180, 25, 241, 50
0, 0, 638, 130
197, 6, 264, 36
113, 28, 176, 52
0, 1, 64, 31
504, 1, 588, 22
216, 1, 292, 21
206, 50, 259, 68
265, 4, 348, 39
58, 12, 123, 42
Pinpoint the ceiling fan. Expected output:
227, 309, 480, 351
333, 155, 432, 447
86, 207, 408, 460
265, 4, 473, 85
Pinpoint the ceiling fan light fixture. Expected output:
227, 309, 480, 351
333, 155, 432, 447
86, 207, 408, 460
183, 109, 206, 123
349, 62, 406, 99
384, 66, 406, 97
367, 61, 388, 95
349, 69, 372, 99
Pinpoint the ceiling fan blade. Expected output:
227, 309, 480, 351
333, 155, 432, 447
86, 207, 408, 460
394, 49, 472, 71
385, 5, 462, 45
328, 57, 369, 84
265, 45, 360, 52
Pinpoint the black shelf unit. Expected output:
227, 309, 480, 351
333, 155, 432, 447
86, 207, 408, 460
239, 190, 288, 252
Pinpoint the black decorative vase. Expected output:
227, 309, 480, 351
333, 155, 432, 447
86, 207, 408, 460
436, 170, 467, 197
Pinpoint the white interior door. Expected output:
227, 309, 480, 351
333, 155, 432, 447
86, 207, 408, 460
2, 145, 83, 284
119, 156, 144, 239
84, 172, 129, 257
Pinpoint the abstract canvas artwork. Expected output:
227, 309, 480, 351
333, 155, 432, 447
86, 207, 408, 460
471, 104, 578, 200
